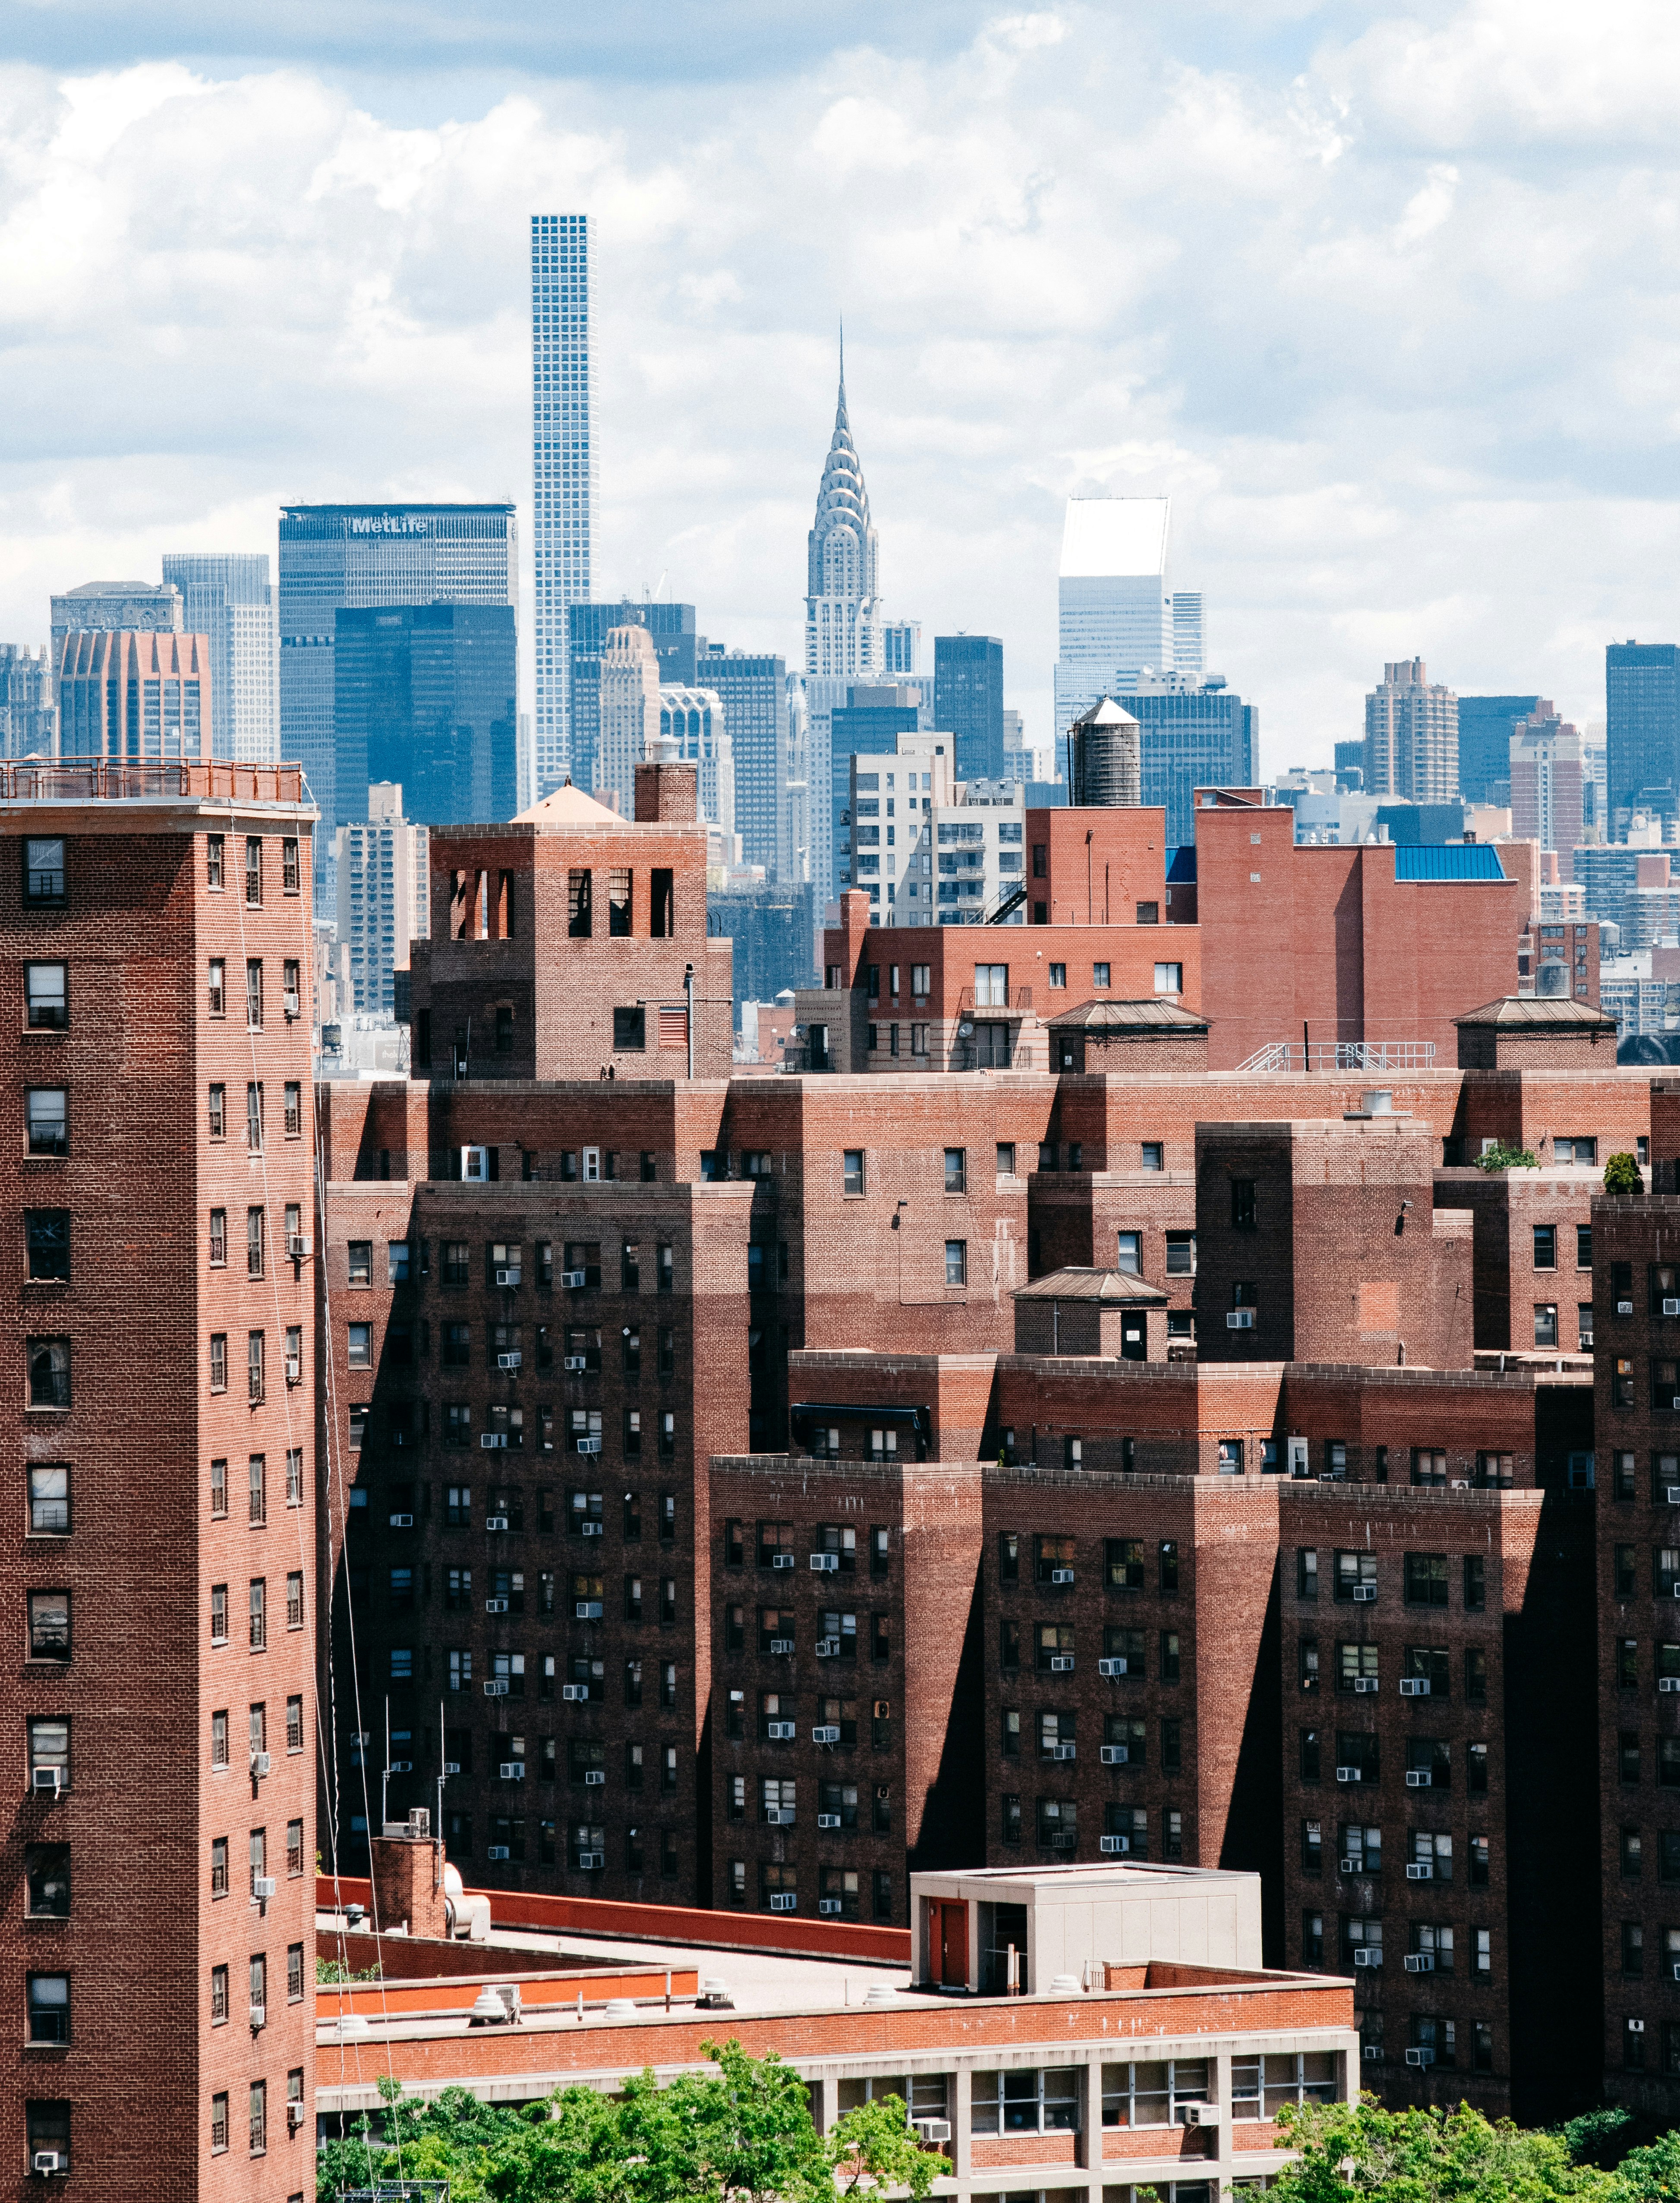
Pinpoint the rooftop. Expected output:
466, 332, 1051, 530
1455, 994, 1617, 1028
1047, 996, 1210, 1034
1013, 1266, 1168, 1307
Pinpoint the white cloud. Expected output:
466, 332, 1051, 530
0, 2, 1677, 770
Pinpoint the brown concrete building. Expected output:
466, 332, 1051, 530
0, 761, 317, 2197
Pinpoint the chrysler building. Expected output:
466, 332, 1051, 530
805, 337, 882, 679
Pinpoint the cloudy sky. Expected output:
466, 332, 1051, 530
2, 0, 1676, 764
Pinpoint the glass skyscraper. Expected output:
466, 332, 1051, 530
1054, 497, 1172, 742
1117, 679, 1258, 847
696, 644, 789, 878
333, 604, 517, 834
567, 601, 697, 796
934, 633, 1005, 783
532, 213, 596, 797
277, 502, 516, 899
1607, 642, 1680, 832
161, 553, 278, 763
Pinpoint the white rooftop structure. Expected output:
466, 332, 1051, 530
1059, 496, 1170, 580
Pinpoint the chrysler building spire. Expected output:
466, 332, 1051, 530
805, 328, 882, 679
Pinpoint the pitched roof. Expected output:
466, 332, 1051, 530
1046, 997, 1210, 1035
1012, 1266, 1168, 1307
1454, 994, 1618, 1029
1392, 843, 1507, 881
514, 780, 622, 827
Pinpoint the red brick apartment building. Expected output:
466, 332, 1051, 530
313, 766, 1669, 2127
0, 762, 316, 2198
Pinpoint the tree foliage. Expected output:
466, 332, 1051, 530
1269, 2099, 1632, 2203
1477, 1143, 1539, 1174
318, 2042, 941, 2203
1604, 1152, 1645, 1196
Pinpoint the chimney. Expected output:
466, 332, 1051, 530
634, 761, 698, 824
368, 1814, 451, 1939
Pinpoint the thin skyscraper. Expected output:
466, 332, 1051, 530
532, 213, 597, 798
161, 553, 278, 763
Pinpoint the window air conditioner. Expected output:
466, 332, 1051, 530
575, 1601, 603, 1620
389, 1760, 412, 1774
496, 1761, 526, 1781
1100, 1835, 1128, 1854
1661, 1679, 1680, 1694
31, 1768, 60, 1798
1336, 1767, 1362, 1782
389, 1513, 414, 1528
766, 1722, 795, 1740
485, 1597, 508, 1614
812, 1725, 840, 1744
1404, 2048, 1435, 2067
1403, 1954, 1434, 1973
33, 2154, 62, 2174
250, 2003, 267, 2028
769, 1892, 797, 1911
1352, 1947, 1381, 1966
1050, 1654, 1075, 1673
1405, 1771, 1432, 1786
584, 1769, 605, 1786
287, 1234, 311, 1259
487, 1845, 511, 1861
766, 1807, 794, 1827
1399, 1678, 1430, 1697
1346, 1584, 1376, 1605
1051, 1568, 1075, 1585
564, 1356, 589, 1372
496, 1269, 521, 1288
1362, 2046, 1382, 2062
1667, 1487, 1680, 1505
481, 1434, 507, 1451
283, 990, 300, 1019
817, 1812, 841, 1829
1405, 1863, 1433, 1880
1664, 1299, 1680, 1316
561, 1685, 587, 1702
253, 1876, 276, 1900
914, 2120, 952, 2144
1100, 1745, 1128, 1765
1226, 1310, 1255, 1329
1619, 1300, 1635, 1314
1352, 1677, 1378, 1694
816, 1636, 841, 1656
1052, 1742, 1077, 1761
575, 1438, 602, 1456
250, 1752, 271, 1778
443, 1761, 461, 1775
810, 1553, 838, 1571
579, 1852, 605, 1869
772, 1552, 794, 1569
484, 1680, 509, 1698
486, 1514, 511, 1530
561, 1270, 588, 1288
1098, 1657, 1127, 1677
1180, 2104, 1221, 2127
288, 2102, 306, 2129
498, 1352, 522, 1370
819, 1898, 843, 1916
581, 1520, 602, 1537
769, 1638, 794, 1655
1340, 1858, 1360, 1874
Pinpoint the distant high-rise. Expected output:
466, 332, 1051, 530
1509, 701, 1584, 859
161, 553, 278, 763
1456, 694, 1541, 806
596, 624, 662, 810
532, 213, 597, 797
0, 645, 54, 758
333, 604, 517, 834
829, 684, 924, 901
567, 602, 697, 796
882, 621, 920, 675
1363, 658, 1458, 804
659, 685, 734, 840
695, 643, 790, 878
277, 502, 516, 899
56, 630, 209, 759
1054, 497, 1173, 742
806, 339, 882, 682
1169, 591, 1205, 676
1607, 642, 1680, 833
50, 581, 181, 685
335, 782, 430, 1017
934, 634, 1005, 784
1118, 675, 1259, 846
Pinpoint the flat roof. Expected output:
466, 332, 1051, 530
1059, 496, 1169, 580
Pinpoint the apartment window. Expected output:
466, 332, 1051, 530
245, 959, 263, 1028
286, 1697, 303, 1752
1154, 961, 1183, 994
945, 1240, 967, 1286
245, 837, 262, 906
26, 1211, 69, 1283
26, 1089, 67, 1155
25, 963, 67, 1030
208, 1083, 225, 1139
211, 2094, 228, 2155
249, 1580, 265, 1650
608, 868, 632, 934
286, 1573, 303, 1630
28, 1464, 69, 1537
1533, 1224, 1556, 1270
1534, 1303, 1558, 1348
249, 2080, 266, 2156
1230, 1177, 1256, 1229
944, 1147, 967, 1193
28, 1339, 69, 1409
843, 1150, 865, 1196
247, 1332, 264, 1403
284, 1083, 301, 1136
1404, 1552, 1449, 1606
1116, 1231, 1141, 1275
971, 2067, 1081, 2134
246, 1082, 263, 1150
24, 837, 66, 904
210, 1837, 228, 1896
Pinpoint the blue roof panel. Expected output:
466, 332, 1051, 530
1166, 846, 1196, 882
1393, 843, 1507, 882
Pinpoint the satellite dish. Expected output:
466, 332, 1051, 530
958, 1020, 974, 1036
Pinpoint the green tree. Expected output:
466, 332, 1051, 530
1605, 1152, 1645, 1196
826, 2093, 939, 2203
1477, 1143, 1539, 1174
1268, 2097, 1629, 2203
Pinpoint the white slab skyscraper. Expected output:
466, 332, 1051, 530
532, 213, 597, 798
1054, 496, 1175, 743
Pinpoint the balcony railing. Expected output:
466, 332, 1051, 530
1235, 1039, 1436, 1073
958, 986, 1033, 1014
0, 761, 309, 805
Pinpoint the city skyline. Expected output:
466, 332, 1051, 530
3, 4, 1670, 767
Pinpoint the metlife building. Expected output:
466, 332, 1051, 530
278, 503, 517, 901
